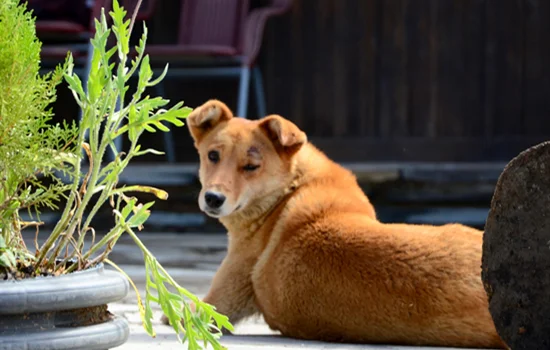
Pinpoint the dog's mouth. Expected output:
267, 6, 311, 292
205, 209, 221, 217
204, 204, 242, 218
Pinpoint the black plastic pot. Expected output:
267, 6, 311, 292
0, 262, 130, 350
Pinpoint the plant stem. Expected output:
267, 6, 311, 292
124, 225, 201, 304
35, 185, 80, 266
35, 89, 93, 266
49, 89, 120, 266
128, 0, 143, 35
65, 224, 122, 273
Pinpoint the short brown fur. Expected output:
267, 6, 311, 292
164, 99, 505, 348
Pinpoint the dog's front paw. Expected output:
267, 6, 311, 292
221, 326, 233, 335
160, 301, 195, 327
160, 312, 233, 335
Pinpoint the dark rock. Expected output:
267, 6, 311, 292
482, 141, 550, 349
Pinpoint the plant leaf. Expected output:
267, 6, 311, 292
127, 201, 154, 228
114, 185, 169, 200
0, 250, 16, 268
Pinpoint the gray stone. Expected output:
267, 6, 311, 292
482, 141, 550, 349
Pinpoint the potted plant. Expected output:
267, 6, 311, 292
0, 0, 233, 349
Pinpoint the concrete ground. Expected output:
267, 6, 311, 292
95, 232, 492, 350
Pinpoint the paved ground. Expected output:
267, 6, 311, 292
74, 232, 495, 350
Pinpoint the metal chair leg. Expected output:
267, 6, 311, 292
154, 82, 176, 163
253, 66, 267, 118
237, 66, 251, 118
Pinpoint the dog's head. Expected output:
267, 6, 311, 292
187, 99, 307, 218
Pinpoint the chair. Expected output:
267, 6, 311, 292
35, 0, 294, 163
36, 0, 157, 78
145, 0, 293, 118
35, 0, 158, 162
131, 0, 293, 162
96, 0, 157, 23
32, 0, 97, 78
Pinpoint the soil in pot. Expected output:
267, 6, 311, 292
482, 141, 550, 349
0, 257, 95, 281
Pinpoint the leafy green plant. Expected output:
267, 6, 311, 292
0, 0, 233, 348
0, 0, 77, 274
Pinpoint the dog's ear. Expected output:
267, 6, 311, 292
259, 115, 307, 155
187, 99, 233, 144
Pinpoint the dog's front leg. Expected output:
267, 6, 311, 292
160, 253, 257, 332
202, 253, 258, 331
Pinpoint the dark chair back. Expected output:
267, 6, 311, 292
91, 0, 157, 28
178, 0, 250, 54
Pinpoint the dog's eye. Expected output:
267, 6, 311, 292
208, 151, 220, 163
242, 164, 260, 172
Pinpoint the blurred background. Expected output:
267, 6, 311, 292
27, 0, 550, 233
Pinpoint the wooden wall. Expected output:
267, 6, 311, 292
259, 0, 550, 162
49, 0, 550, 163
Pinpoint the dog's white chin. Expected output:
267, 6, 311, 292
201, 205, 242, 219
199, 204, 230, 218
204, 209, 223, 218
198, 197, 243, 218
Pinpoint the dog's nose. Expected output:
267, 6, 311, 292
204, 191, 226, 209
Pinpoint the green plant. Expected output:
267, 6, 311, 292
0, 0, 233, 348
0, 0, 77, 272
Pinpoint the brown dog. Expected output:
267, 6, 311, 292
163, 99, 504, 348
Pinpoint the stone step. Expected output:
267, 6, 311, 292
375, 206, 489, 229
25, 204, 489, 233
33, 162, 502, 232
51, 161, 507, 187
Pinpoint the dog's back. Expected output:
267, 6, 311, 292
251, 144, 503, 348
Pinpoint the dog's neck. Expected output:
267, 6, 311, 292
219, 144, 376, 240
219, 150, 310, 239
